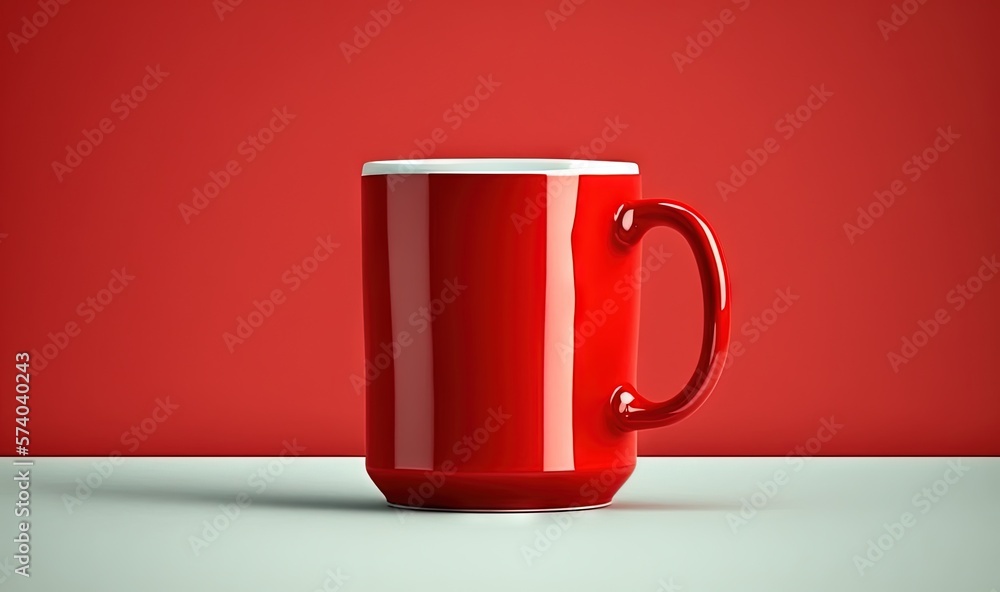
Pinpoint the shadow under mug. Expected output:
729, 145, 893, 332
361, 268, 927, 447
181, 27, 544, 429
361, 158, 731, 511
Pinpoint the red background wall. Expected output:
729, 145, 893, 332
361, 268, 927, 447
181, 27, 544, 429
1, 0, 997, 456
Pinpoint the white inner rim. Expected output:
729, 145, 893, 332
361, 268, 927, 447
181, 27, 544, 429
362, 158, 639, 176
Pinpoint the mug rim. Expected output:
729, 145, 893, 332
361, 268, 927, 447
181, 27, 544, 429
361, 158, 639, 176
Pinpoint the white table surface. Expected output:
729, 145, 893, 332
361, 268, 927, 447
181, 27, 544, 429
1, 457, 997, 591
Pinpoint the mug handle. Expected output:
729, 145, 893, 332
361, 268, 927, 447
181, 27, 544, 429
609, 199, 732, 431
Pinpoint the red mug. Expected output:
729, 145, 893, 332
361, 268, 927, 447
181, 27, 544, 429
361, 159, 731, 511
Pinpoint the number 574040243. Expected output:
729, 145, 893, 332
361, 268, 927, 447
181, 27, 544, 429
14, 352, 30, 456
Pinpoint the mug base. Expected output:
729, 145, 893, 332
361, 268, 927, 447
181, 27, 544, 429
368, 464, 633, 512
387, 500, 612, 513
